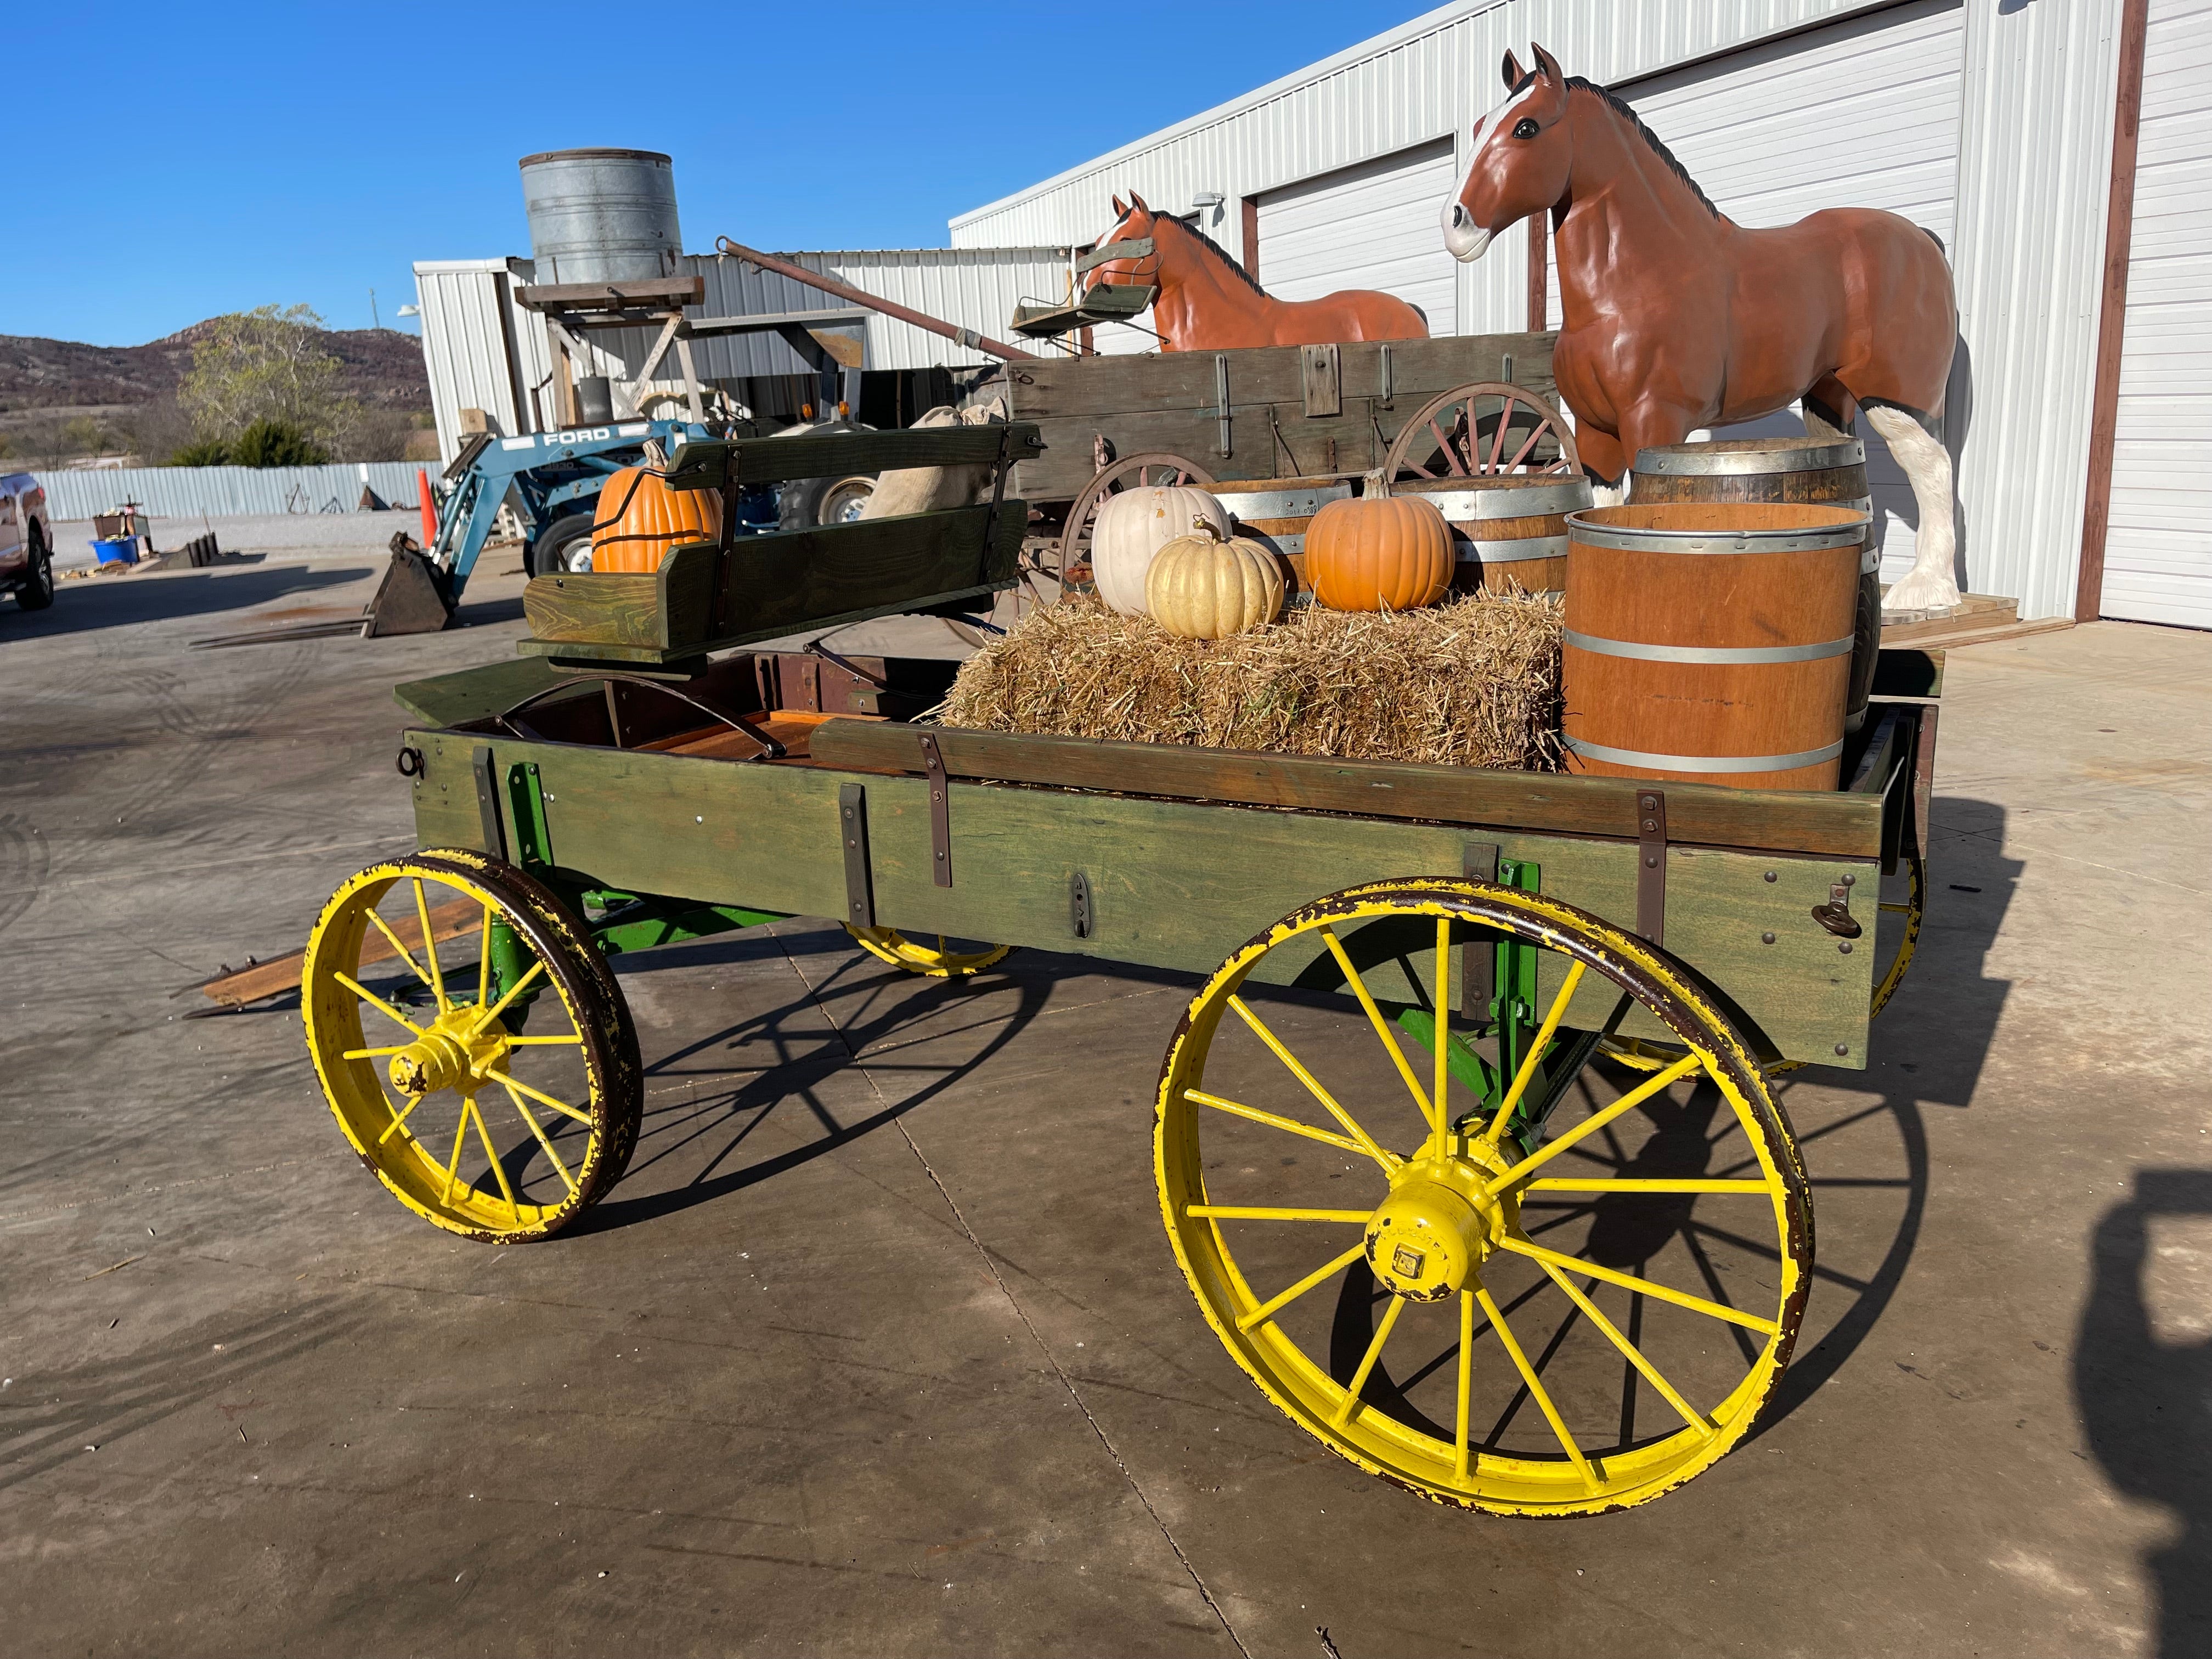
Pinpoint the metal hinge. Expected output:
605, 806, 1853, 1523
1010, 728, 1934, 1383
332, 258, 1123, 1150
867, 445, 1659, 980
1637, 790, 1667, 947
1071, 870, 1093, 940
839, 782, 874, 928
918, 731, 953, 888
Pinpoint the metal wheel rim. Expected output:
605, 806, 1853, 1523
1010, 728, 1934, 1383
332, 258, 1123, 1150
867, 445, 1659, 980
1155, 878, 1809, 1515
844, 924, 1012, 978
302, 850, 638, 1241
1057, 452, 1217, 584
1384, 382, 1583, 484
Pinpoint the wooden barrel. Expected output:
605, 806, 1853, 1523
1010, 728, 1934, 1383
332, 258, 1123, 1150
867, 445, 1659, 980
1211, 476, 1353, 603
1630, 437, 1881, 730
1392, 476, 1589, 595
1561, 501, 1869, 791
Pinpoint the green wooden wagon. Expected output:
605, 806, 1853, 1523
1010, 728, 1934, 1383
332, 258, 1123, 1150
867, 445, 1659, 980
300, 420, 1939, 1516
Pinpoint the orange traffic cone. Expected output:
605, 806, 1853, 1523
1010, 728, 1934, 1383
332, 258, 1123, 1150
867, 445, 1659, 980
417, 469, 437, 549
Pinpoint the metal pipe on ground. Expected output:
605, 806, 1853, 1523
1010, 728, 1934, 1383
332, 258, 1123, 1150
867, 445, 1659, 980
714, 238, 1042, 364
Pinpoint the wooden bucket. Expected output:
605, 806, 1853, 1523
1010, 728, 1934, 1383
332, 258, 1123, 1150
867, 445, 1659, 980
1210, 476, 1354, 603
1630, 437, 1881, 731
1391, 476, 1589, 595
1562, 501, 1869, 791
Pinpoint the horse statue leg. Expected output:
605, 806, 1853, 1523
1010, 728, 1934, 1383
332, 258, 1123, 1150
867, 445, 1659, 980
1863, 404, 1960, 612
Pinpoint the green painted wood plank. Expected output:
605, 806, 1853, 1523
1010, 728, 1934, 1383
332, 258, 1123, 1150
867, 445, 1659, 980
403, 730, 1873, 1064
393, 656, 585, 729
664, 424, 1045, 492
811, 721, 1883, 859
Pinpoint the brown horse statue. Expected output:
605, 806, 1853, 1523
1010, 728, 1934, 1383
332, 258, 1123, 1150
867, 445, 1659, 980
1086, 192, 1429, 351
1443, 45, 1962, 609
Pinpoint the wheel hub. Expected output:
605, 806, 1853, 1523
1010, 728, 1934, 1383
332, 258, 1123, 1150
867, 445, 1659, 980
1364, 1141, 1519, 1301
388, 1007, 507, 1097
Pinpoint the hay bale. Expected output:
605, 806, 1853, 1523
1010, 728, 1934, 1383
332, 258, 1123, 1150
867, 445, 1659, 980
932, 591, 1564, 771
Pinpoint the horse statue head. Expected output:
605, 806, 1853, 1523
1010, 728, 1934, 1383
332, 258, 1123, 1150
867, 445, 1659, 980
1434, 41, 1965, 608
1079, 191, 1429, 352
1442, 44, 1573, 264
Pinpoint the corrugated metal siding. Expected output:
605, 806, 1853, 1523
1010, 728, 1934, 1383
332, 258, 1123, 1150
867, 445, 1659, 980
36, 461, 430, 521
1257, 138, 1460, 330
1950, 0, 2125, 621
952, 0, 2131, 621
415, 247, 1070, 461
2102, 0, 2212, 627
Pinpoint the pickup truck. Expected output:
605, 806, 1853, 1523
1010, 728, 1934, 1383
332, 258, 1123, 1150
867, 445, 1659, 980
1, 473, 55, 612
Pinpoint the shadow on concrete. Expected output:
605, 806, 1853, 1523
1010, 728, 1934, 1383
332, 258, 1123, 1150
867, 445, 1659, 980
575, 937, 1191, 1235
2078, 1169, 2212, 1659
0, 565, 369, 637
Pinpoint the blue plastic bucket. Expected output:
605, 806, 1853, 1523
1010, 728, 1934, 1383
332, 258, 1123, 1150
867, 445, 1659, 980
92, 537, 139, 566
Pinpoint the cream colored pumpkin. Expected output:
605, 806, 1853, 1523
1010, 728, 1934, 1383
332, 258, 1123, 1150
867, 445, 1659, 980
1144, 520, 1285, 639
1090, 484, 1229, 614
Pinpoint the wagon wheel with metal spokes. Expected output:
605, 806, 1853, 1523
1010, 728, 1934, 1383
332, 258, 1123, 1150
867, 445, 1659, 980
1056, 451, 1216, 590
1383, 382, 1582, 486
1156, 877, 1812, 1515
301, 849, 642, 1242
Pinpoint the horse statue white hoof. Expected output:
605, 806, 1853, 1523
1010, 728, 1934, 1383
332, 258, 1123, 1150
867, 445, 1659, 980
1883, 561, 1961, 613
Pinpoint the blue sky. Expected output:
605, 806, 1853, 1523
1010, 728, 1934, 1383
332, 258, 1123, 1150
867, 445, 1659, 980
7, 1, 1425, 346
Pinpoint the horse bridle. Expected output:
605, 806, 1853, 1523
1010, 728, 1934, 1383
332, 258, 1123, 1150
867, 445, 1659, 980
1075, 234, 1160, 291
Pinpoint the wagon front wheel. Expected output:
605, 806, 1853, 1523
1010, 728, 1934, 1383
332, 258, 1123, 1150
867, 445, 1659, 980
844, 925, 1012, 977
1156, 879, 1811, 1515
302, 850, 641, 1242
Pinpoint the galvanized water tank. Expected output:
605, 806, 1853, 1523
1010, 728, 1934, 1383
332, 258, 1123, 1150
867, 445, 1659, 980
518, 148, 682, 285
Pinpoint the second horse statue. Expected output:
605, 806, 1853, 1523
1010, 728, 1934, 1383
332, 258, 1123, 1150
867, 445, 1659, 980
1442, 43, 1964, 611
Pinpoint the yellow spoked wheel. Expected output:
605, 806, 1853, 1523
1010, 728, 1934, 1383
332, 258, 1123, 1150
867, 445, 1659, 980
303, 850, 641, 1242
1156, 879, 1812, 1515
844, 925, 1011, 978
1601, 849, 1926, 1076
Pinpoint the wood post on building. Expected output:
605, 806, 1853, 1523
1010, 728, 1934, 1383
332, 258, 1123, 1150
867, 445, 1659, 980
2075, 0, 2152, 623
1242, 196, 1261, 282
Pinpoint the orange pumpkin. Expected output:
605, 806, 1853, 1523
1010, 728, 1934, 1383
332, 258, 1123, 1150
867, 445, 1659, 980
1306, 495, 1453, 611
589, 464, 722, 573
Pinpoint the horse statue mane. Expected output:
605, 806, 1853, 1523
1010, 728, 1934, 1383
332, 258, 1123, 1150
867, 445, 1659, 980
1084, 191, 1430, 351
1444, 43, 1963, 609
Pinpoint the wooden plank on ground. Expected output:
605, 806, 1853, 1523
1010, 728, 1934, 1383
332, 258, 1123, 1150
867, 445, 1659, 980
198, 895, 481, 1007
807, 722, 1884, 859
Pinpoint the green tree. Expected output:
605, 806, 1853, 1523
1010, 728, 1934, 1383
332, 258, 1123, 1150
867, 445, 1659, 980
230, 418, 329, 467
178, 304, 358, 452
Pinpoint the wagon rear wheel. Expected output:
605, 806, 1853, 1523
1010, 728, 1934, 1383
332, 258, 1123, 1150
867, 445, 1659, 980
1156, 879, 1810, 1515
1056, 451, 1216, 591
845, 926, 1012, 978
302, 850, 641, 1242
1383, 382, 1581, 485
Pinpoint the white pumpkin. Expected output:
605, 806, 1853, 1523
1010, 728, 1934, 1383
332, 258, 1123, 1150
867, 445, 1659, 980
1090, 484, 1229, 615
1145, 520, 1285, 639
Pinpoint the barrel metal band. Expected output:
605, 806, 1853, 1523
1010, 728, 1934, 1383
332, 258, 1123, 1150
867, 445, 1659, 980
1566, 510, 1870, 555
1218, 484, 1350, 520
1564, 629, 1854, 664
1456, 532, 1567, 565
1564, 734, 1846, 773
1632, 438, 1865, 477
1403, 481, 1591, 520
1240, 531, 1305, 558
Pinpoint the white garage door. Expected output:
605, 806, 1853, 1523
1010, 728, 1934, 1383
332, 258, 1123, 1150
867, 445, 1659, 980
1553, 0, 1966, 576
2102, 0, 2212, 628
1256, 138, 1458, 334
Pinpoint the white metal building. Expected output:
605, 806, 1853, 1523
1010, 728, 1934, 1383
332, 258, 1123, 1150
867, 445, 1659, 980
413, 246, 1073, 466
955, 0, 2205, 628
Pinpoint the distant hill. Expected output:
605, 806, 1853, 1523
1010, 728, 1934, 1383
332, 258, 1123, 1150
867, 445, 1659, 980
0, 320, 430, 416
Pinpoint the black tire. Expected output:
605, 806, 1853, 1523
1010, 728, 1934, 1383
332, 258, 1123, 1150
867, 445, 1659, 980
14, 524, 54, 611
529, 513, 597, 578
777, 473, 876, 531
